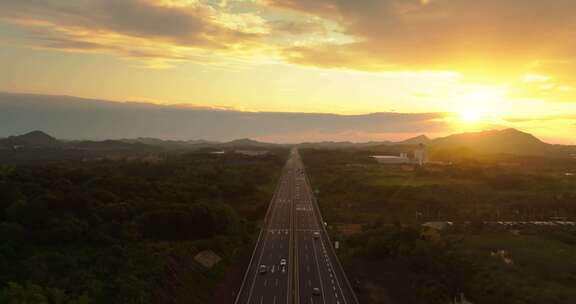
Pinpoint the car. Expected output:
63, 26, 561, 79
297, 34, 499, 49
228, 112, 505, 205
280, 258, 287, 266
259, 265, 267, 274
312, 287, 321, 296
313, 231, 320, 239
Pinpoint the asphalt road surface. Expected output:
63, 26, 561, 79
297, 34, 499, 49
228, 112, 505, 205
235, 149, 358, 304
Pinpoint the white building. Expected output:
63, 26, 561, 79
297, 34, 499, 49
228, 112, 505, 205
372, 145, 429, 165
371, 154, 411, 164
414, 144, 428, 165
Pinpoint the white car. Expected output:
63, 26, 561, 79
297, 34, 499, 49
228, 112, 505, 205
259, 265, 267, 274
280, 258, 287, 266
313, 231, 320, 239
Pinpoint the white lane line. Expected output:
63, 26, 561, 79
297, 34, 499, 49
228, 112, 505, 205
311, 238, 327, 304
246, 188, 284, 304
259, 296, 264, 304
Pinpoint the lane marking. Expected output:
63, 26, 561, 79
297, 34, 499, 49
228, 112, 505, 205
245, 173, 288, 303
311, 238, 327, 304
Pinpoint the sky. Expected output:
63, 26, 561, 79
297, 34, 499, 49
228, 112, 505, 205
1, 0, 576, 143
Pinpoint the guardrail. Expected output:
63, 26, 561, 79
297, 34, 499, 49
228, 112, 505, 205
234, 164, 287, 304
299, 151, 360, 304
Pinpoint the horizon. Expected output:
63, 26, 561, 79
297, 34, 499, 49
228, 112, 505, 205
2, 91, 573, 145
3, 118, 564, 148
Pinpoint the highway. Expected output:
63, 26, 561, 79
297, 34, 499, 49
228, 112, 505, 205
235, 149, 358, 304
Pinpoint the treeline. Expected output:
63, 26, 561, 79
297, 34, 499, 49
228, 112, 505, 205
0, 152, 285, 303
300, 149, 576, 223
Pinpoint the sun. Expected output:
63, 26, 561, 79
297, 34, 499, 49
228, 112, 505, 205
458, 108, 485, 123
451, 86, 507, 124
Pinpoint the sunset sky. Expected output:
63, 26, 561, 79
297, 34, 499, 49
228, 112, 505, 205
2, 0, 576, 143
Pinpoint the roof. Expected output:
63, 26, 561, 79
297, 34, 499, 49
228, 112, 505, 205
194, 250, 222, 269
371, 155, 407, 159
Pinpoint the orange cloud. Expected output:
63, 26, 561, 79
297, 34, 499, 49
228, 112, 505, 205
266, 0, 576, 101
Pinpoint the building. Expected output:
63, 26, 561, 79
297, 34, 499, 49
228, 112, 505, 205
372, 145, 429, 165
194, 250, 222, 269
414, 143, 428, 165
371, 154, 411, 164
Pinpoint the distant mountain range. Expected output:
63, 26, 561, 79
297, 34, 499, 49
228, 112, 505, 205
1, 128, 574, 159
0, 92, 574, 159
367, 128, 575, 157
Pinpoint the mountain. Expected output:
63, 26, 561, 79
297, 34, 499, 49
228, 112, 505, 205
425, 128, 576, 158
220, 138, 279, 148
428, 128, 549, 155
363, 128, 575, 158
121, 137, 219, 150
0, 131, 165, 164
397, 135, 430, 145
67, 140, 161, 152
297, 140, 392, 149
0, 130, 60, 149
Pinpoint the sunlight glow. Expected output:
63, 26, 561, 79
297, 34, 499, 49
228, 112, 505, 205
452, 86, 507, 124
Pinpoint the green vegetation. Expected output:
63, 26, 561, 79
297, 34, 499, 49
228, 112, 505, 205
0, 151, 285, 303
301, 148, 576, 304
301, 149, 576, 224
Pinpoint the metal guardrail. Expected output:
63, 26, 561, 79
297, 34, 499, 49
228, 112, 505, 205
299, 152, 360, 304
234, 165, 287, 304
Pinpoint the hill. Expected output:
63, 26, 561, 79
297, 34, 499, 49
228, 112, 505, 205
429, 128, 553, 156
397, 135, 430, 145
0, 130, 60, 149
365, 128, 576, 158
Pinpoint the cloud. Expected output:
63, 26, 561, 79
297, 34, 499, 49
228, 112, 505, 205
0, 0, 272, 65
266, 0, 576, 91
2, 0, 576, 104
0, 92, 449, 142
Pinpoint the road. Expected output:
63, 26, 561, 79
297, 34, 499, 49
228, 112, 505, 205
235, 148, 358, 304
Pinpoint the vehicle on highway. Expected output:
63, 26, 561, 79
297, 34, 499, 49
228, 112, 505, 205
312, 287, 321, 296
313, 231, 320, 239
259, 265, 267, 274
280, 258, 287, 266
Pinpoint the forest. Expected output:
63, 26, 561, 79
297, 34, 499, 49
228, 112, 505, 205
0, 151, 285, 303
301, 148, 576, 304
